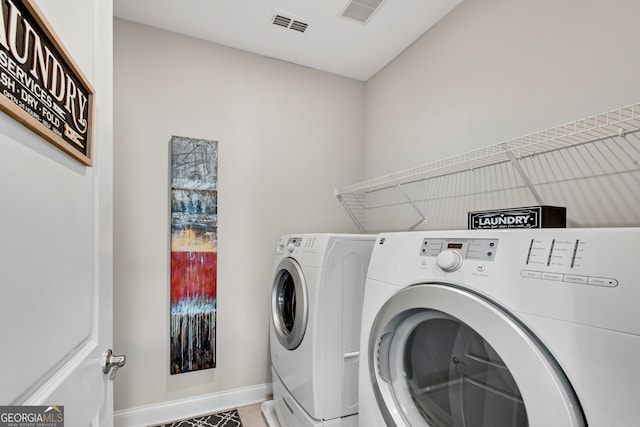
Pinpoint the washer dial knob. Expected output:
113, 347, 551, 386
437, 250, 463, 272
287, 243, 295, 253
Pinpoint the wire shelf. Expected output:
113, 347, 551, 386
336, 103, 640, 232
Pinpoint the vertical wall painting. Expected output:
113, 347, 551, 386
170, 136, 218, 374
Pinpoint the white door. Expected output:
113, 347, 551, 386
0, 0, 115, 425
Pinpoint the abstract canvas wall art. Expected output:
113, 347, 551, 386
170, 136, 218, 374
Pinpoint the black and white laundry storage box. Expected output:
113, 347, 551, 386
468, 206, 566, 229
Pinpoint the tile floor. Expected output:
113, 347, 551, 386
237, 402, 268, 427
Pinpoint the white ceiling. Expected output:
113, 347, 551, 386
113, 0, 463, 81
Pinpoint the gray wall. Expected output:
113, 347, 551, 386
365, 0, 640, 178
113, 18, 365, 410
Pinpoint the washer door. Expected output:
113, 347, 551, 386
271, 257, 309, 350
369, 284, 585, 427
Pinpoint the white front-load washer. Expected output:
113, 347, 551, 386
262, 233, 376, 427
359, 228, 640, 427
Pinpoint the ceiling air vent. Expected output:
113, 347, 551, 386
271, 12, 309, 33
289, 20, 308, 33
340, 0, 385, 24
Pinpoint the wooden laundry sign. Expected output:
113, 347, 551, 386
0, 0, 94, 166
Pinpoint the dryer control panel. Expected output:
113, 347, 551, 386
419, 238, 499, 261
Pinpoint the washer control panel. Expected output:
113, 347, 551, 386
520, 270, 618, 287
286, 237, 302, 253
276, 236, 302, 254
522, 236, 618, 287
524, 237, 584, 269
419, 238, 499, 261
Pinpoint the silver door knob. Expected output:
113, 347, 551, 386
102, 349, 126, 380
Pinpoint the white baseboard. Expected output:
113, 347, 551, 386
114, 383, 273, 427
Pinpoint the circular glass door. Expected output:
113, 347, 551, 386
369, 284, 585, 427
271, 257, 308, 350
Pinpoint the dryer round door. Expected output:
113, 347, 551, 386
271, 257, 309, 350
368, 283, 585, 427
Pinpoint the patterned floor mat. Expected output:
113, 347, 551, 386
149, 409, 242, 427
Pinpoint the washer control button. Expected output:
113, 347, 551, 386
541, 272, 564, 282
563, 274, 588, 285
587, 276, 618, 287
520, 270, 541, 279
436, 250, 463, 272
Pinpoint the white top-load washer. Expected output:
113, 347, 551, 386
264, 233, 376, 427
359, 228, 640, 427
